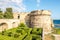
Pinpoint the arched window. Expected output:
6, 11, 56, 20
12, 22, 17, 28
0, 23, 8, 31
18, 14, 20, 19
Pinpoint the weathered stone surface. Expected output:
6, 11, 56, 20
0, 19, 20, 32
30, 10, 54, 40
43, 34, 53, 40
0, 10, 54, 40
42, 10, 51, 15
53, 34, 60, 40
30, 10, 52, 28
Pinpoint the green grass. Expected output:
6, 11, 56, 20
0, 23, 43, 40
53, 28, 60, 34
0, 27, 42, 40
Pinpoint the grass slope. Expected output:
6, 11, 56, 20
0, 23, 42, 40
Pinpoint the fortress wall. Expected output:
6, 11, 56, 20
13, 12, 21, 19
42, 11, 54, 40
30, 10, 52, 28
0, 19, 20, 31
30, 10, 41, 28
20, 12, 30, 23
13, 12, 30, 23
53, 34, 60, 40
0, 10, 55, 40
29, 10, 54, 40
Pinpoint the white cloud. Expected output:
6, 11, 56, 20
37, 0, 41, 8
0, 0, 26, 12
11, 0, 22, 4
37, 0, 40, 3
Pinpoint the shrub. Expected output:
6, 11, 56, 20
0, 10, 4, 19
1, 29, 6, 35
51, 35, 55, 40
16, 29, 21, 33
8, 32, 12, 37
16, 29, 26, 35
2, 31, 4, 35
0, 25, 43, 40
31, 34, 42, 40
14, 33, 20, 38
53, 28, 60, 34
19, 33, 27, 40
18, 23, 28, 28
32, 28, 42, 35
4, 8, 13, 19
24, 28, 32, 35
24, 35, 32, 40
21, 30, 26, 35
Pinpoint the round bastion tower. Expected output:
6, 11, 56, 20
30, 10, 54, 40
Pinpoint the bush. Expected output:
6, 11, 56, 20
4, 8, 13, 19
14, 33, 20, 38
0, 10, 4, 19
16, 29, 22, 33
51, 35, 55, 40
8, 32, 12, 37
24, 28, 32, 35
2, 31, 5, 35
18, 23, 28, 28
16, 29, 26, 35
0, 25, 43, 40
18, 33, 27, 40
24, 35, 32, 40
31, 34, 42, 40
32, 28, 42, 35
21, 30, 26, 35
1, 29, 6, 35
54, 28, 60, 34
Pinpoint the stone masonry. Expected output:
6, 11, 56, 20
0, 10, 54, 40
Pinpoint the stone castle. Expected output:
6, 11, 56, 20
0, 9, 55, 40
0, 10, 54, 30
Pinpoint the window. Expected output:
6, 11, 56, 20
18, 14, 20, 19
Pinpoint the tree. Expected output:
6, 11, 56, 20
0, 9, 4, 19
18, 23, 28, 28
4, 8, 13, 19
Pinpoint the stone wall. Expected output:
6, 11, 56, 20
0, 19, 20, 31
19, 12, 29, 23
0, 10, 54, 40
53, 34, 60, 40
28, 10, 54, 40
13, 12, 20, 19
13, 10, 54, 34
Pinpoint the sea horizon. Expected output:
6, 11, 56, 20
53, 20, 60, 28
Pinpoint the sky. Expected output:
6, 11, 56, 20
0, 0, 60, 19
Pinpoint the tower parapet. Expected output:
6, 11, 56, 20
29, 10, 54, 40
30, 10, 52, 28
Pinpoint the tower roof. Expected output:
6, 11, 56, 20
30, 10, 51, 16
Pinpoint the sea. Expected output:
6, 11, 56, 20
53, 20, 60, 28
